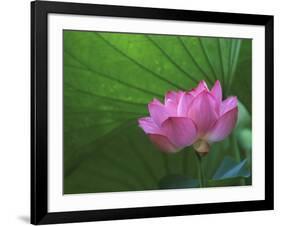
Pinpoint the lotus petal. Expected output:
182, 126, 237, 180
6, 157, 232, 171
138, 117, 163, 135
162, 117, 198, 148
177, 92, 194, 116
149, 134, 178, 153
165, 91, 182, 105
190, 80, 209, 96
187, 91, 219, 136
211, 80, 222, 102
148, 99, 169, 126
207, 107, 238, 142
220, 96, 238, 116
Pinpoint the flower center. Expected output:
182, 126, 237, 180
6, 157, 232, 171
193, 139, 210, 156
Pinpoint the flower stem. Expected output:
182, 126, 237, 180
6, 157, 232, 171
195, 152, 205, 188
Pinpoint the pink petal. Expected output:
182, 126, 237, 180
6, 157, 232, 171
220, 96, 238, 116
162, 117, 198, 148
189, 80, 209, 96
164, 99, 178, 116
148, 99, 169, 126
138, 117, 163, 135
149, 134, 178, 153
211, 80, 222, 102
206, 107, 238, 142
177, 92, 194, 116
164, 91, 179, 105
187, 91, 219, 136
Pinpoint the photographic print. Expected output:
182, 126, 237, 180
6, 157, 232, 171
63, 30, 252, 194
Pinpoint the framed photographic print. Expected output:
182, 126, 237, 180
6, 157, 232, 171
31, 0, 274, 224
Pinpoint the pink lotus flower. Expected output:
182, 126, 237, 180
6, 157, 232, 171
138, 80, 238, 155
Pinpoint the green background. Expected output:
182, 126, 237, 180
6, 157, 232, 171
63, 30, 252, 194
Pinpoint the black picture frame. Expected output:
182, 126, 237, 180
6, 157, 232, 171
31, 0, 274, 224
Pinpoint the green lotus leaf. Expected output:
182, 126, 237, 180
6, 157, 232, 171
63, 31, 252, 194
